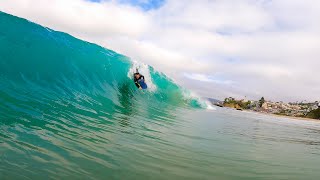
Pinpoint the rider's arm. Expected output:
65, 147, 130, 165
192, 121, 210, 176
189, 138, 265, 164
134, 80, 141, 88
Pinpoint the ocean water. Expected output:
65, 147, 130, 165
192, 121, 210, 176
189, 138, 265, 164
1, 12, 320, 180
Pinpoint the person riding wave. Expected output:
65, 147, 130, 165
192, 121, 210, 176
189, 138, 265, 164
134, 68, 148, 89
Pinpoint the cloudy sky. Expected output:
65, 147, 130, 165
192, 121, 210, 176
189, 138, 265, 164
1, 0, 319, 102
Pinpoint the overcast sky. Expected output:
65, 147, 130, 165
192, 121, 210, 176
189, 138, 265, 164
1, 0, 319, 102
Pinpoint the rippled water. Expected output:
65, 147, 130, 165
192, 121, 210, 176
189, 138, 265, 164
2, 107, 320, 179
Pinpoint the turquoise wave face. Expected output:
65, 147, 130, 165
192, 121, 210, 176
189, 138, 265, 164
0, 11, 202, 120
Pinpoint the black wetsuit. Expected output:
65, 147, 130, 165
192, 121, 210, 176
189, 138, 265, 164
134, 75, 147, 89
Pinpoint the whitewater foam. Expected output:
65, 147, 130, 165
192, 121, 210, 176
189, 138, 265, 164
128, 60, 157, 92
180, 88, 215, 110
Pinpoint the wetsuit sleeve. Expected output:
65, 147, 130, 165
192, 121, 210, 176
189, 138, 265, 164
134, 79, 141, 88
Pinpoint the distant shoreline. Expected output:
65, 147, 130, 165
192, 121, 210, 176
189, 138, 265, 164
261, 111, 320, 122
210, 97, 320, 122
212, 102, 320, 122
245, 109, 320, 122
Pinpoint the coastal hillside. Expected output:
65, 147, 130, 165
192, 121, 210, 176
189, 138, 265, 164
214, 97, 320, 120
307, 108, 320, 119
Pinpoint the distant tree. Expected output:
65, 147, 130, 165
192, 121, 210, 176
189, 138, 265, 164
224, 97, 236, 104
240, 101, 251, 109
224, 98, 229, 103
259, 97, 265, 107
307, 108, 320, 119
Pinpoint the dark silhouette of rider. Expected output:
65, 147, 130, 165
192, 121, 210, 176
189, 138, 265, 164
134, 68, 147, 89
